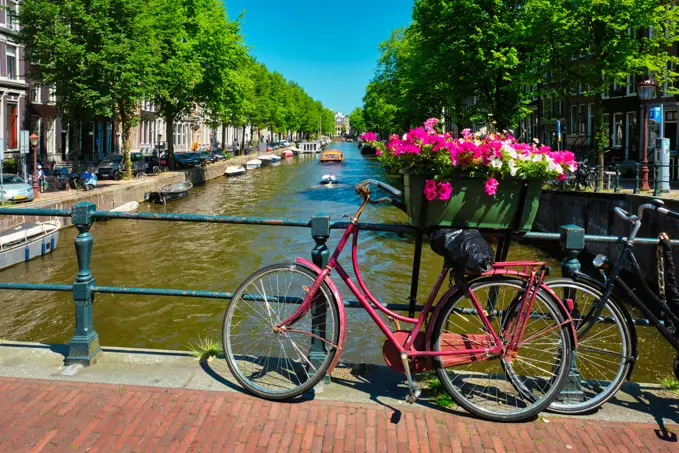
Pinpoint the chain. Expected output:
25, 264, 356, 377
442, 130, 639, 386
658, 239, 666, 298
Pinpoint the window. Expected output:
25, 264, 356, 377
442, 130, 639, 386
6, 1, 18, 30
570, 105, 577, 134
663, 61, 675, 97
46, 118, 55, 155
48, 86, 56, 104
6, 103, 17, 148
30, 86, 40, 103
627, 75, 637, 96
578, 105, 585, 135
6, 45, 17, 80
612, 113, 623, 148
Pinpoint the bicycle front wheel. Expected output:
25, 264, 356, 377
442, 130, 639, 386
223, 263, 340, 400
546, 279, 632, 414
431, 277, 572, 422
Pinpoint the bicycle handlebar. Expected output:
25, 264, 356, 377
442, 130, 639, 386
615, 199, 679, 223
614, 207, 638, 222
357, 179, 402, 197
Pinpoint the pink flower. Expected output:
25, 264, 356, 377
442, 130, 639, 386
484, 177, 499, 196
361, 132, 377, 141
424, 179, 438, 201
424, 118, 439, 133
557, 173, 567, 181
437, 182, 452, 201
375, 149, 381, 156
390, 134, 399, 141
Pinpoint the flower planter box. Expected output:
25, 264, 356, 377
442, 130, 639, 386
404, 173, 542, 231
360, 145, 377, 156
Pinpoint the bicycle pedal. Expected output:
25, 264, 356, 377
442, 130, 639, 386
405, 388, 421, 404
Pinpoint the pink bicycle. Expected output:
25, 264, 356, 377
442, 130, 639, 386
222, 179, 575, 422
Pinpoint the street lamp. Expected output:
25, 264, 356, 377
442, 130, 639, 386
638, 78, 658, 191
29, 133, 39, 197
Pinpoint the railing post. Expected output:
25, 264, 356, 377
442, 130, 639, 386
614, 164, 621, 193
654, 161, 660, 197
309, 214, 330, 384
634, 163, 640, 194
65, 202, 102, 366
594, 165, 600, 193
558, 224, 585, 403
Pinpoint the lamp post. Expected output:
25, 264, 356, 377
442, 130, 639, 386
638, 78, 658, 191
29, 132, 39, 197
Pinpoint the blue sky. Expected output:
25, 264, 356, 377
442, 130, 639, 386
224, 0, 414, 115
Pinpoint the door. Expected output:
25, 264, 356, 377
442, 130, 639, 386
625, 112, 637, 161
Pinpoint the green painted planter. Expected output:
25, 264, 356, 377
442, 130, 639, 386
360, 145, 377, 156
404, 172, 542, 231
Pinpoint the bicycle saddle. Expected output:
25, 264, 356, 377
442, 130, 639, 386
429, 229, 495, 275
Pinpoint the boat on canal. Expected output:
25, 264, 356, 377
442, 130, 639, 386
111, 201, 140, 214
283, 150, 293, 158
297, 142, 322, 154
246, 159, 262, 169
320, 149, 344, 163
0, 220, 61, 271
321, 174, 338, 185
225, 165, 246, 177
260, 155, 282, 166
149, 181, 193, 204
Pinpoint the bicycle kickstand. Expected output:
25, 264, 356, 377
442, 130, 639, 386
400, 353, 421, 404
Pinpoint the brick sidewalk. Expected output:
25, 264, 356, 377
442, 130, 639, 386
0, 378, 675, 453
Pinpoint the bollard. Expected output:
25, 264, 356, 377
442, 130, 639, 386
594, 165, 600, 193
65, 202, 102, 366
614, 164, 621, 193
654, 162, 660, 197
634, 163, 640, 194
558, 224, 586, 403
309, 214, 331, 384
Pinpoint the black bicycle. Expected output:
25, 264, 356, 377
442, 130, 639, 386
546, 199, 679, 414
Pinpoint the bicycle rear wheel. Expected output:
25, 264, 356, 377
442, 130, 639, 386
546, 279, 632, 414
431, 277, 572, 422
223, 263, 340, 400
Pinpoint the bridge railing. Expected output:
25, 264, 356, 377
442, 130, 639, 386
0, 202, 673, 366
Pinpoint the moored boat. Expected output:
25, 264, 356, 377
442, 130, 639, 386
246, 159, 262, 169
225, 165, 246, 177
320, 149, 344, 163
0, 220, 61, 271
110, 201, 140, 214
283, 150, 293, 158
320, 174, 338, 185
149, 181, 193, 204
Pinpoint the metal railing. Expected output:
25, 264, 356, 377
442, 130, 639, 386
0, 202, 674, 367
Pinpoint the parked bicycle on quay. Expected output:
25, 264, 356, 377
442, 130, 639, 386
222, 179, 576, 423
547, 199, 679, 414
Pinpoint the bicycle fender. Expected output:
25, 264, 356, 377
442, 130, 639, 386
558, 272, 639, 380
294, 257, 347, 374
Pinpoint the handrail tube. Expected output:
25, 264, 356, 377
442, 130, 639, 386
0, 283, 73, 292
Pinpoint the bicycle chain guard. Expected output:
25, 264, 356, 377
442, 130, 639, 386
382, 331, 495, 374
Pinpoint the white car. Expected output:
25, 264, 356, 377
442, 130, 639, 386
1, 174, 35, 203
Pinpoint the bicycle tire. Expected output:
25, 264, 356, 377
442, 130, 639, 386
431, 277, 573, 422
545, 279, 633, 414
586, 172, 596, 190
223, 263, 340, 400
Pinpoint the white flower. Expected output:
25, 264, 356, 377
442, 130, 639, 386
502, 143, 517, 159
547, 160, 563, 174
533, 138, 540, 144
402, 133, 408, 140
490, 159, 503, 169
532, 154, 543, 162
567, 164, 576, 172
508, 160, 518, 176
518, 152, 531, 161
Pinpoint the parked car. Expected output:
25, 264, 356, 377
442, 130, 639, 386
0, 174, 35, 203
211, 151, 227, 161
195, 151, 213, 164
94, 155, 124, 180
173, 153, 199, 169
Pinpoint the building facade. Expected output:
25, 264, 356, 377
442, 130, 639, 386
335, 112, 349, 137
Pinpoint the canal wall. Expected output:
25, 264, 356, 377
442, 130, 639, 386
536, 190, 679, 278
0, 172, 184, 231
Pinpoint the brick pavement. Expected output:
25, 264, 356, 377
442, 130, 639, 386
0, 377, 676, 453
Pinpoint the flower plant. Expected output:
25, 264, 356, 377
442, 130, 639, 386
363, 119, 577, 200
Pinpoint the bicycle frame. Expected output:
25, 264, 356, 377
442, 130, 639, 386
277, 220, 573, 370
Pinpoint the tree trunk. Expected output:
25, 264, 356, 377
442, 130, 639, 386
166, 113, 176, 170
70, 120, 80, 174
241, 125, 246, 155
120, 113, 132, 180
221, 123, 226, 152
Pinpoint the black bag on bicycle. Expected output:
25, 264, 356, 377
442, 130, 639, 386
429, 229, 495, 275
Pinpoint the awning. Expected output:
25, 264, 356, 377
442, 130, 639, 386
30, 104, 58, 117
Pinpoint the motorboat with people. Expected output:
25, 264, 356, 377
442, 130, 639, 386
0, 220, 61, 270
225, 165, 246, 177
246, 159, 262, 170
320, 149, 344, 163
149, 181, 193, 204
320, 174, 338, 185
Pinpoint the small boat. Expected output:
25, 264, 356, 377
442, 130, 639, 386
289, 147, 301, 155
259, 155, 275, 166
320, 150, 344, 163
149, 181, 193, 204
110, 201, 140, 214
346, 138, 354, 142
246, 159, 262, 170
225, 165, 246, 177
270, 155, 282, 162
283, 150, 293, 158
321, 174, 338, 185
0, 220, 61, 271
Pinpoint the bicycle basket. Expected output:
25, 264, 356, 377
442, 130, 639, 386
430, 229, 495, 275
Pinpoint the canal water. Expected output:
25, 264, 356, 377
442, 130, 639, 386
0, 142, 672, 382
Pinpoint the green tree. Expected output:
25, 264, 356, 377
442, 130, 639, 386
348, 107, 367, 135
